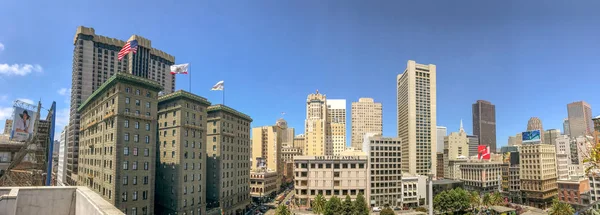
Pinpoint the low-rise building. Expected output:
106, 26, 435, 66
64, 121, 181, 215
400, 173, 427, 209
588, 171, 600, 202
250, 171, 278, 202
445, 159, 468, 180
293, 153, 369, 207
558, 176, 591, 206
281, 147, 303, 163
459, 161, 503, 194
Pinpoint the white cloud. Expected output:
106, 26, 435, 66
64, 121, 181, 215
17, 98, 34, 105
57, 88, 71, 96
0, 43, 4, 51
0, 107, 13, 120
0, 64, 42, 76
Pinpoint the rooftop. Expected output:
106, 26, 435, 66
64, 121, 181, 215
158, 90, 211, 106
78, 73, 163, 111
207, 104, 252, 122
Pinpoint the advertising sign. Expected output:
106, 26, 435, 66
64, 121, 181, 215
522, 130, 541, 143
10, 106, 37, 142
477, 145, 490, 160
256, 157, 266, 169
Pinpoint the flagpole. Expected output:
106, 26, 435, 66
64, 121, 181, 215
222, 86, 225, 105
189, 64, 192, 92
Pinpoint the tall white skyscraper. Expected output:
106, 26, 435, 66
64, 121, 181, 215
397, 60, 437, 176
437, 126, 447, 153
327, 99, 346, 155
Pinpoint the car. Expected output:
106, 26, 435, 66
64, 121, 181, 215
393, 207, 401, 211
372, 207, 382, 212
307, 208, 313, 211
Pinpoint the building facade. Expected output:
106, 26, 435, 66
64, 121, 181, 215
206, 105, 252, 215
459, 161, 502, 194
472, 100, 496, 153
436, 126, 447, 154
76, 73, 162, 214
327, 99, 346, 156
275, 119, 295, 148
250, 171, 278, 200
557, 177, 590, 206
397, 60, 437, 176
57, 126, 68, 186
304, 91, 329, 156
293, 154, 369, 207
543, 129, 560, 146
436, 153, 444, 179
68, 26, 176, 185
567, 101, 593, 137
444, 122, 469, 161
3, 119, 12, 135
251, 123, 284, 188
556, 153, 570, 180
155, 91, 211, 215
467, 135, 479, 157
364, 135, 402, 207
350, 98, 383, 149
281, 147, 303, 163
293, 134, 305, 150
520, 144, 558, 209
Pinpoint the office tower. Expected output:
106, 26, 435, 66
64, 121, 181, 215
327, 99, 346, 155
56, 126, 68, 186
251, 122, 284, 188
364, 135, 402, 207
563, 118, 571, 136
3, 119, 12, 134
472, 100, 497, 153
68, 26, 176, 185
206, 105, 252, 215
527, 117, 544, 134
155, 91, 210, 215
293, 134, 305, 149
436, 126, 447, 153
276, 119, 295, 148
77, 73, 162, 214
570, 135, 593, 166
568, 101, 593, 137
304, 91, 329, 156
350, 98, 383, 149
444, 122, 469, 178
508, 136, 517, 147
543, 129, 560, 145
397, 60, 437, 176
555, 135, 571, 159
436, 153, 444, 179
593, 116, 600, 145
460, 162, 502, 194
467, 135, 479, 157
520, 144, 558, 209
556, 153, 569, 180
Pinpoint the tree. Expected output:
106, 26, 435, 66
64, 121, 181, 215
341, 195, 353, 215
482, 193, 492, 207
325, 196, 342, 215
415, 207, 428, 213
353, 192, 369, 215
549, 198, 575, 215
434, 190, 450, 214
491, 192, 503, 206
469, 191, 480, 211
380, 205, 395, 215
312, 194, 326, 215
275, 204, 292, 215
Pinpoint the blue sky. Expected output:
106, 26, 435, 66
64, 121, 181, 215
1, 0, 599, 146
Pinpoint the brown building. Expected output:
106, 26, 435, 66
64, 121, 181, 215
592, 116, 600, 145
283, 162, 294, 183
558, 177, 590, 206
77, 73, 162, 214
206, 105, 252, 215
436, 152, 444, 179
568, 101, 593, 137
293, 134, 305, 149
472, 100, 496, 153
155, 90, 211, 215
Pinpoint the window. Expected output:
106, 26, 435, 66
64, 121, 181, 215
143, 191, 148, 200
133, 147, 138, 156
124, 147, 129, 155
122, 192, 127, 202
125, 108, 130, 113
133, 176, 137, 185
123, 161, 128, 170
145, 135, 149, 143
132, 161, 138, 170
172, 140, 176, 147
173, 111, 177, 116
134, 134, 139, 142
135, 121, 139, 129
144, 162, 149, 170
144, 176, 148, 184
146, 102, 150, 108
124, 133, 130, 141
133, 191, 138, 201
123, 176, 128, 185
132, 207, 137, 215
172, 151, 175, 158
136, 89, 140, 95
173, 130, 176, 136
126, 88, 130, 93
124, 120, 129, 128
135, 99, 140, 106
145, 123, 150, 131
144, 148, 149, 156
125, 97, 130, 104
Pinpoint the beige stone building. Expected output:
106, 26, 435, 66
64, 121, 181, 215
327, 99, 346, 156
397, 60, 437, 176
155, 91, 211, 215
459, 161, 503, 194
281, 147, 303, 163
250, 171, 278, 200
275, 119, 295, 148
251, 123, 284, 188
520, 144, 557, 209
293, 154, 369, 206
293, 134, 305, 149
364, 135, 402, 207
69, 26, 176, 185
567, 101, 593, 137
76, 73, 162, 214
3, 119, 12, 135
443, 123, 469, 179
206, 105, 252, 215
304, 91, 329, 156
350, 98, 383, 149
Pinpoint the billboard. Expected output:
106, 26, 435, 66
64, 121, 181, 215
503, 152, 511, 163
256, 157, 266, 169
522, 130, 541, 143
478, 145, 490, 160
10, 107, 37, 142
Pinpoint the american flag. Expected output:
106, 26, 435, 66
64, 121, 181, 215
118, 40, 138, 60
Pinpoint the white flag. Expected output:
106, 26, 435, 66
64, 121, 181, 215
170, 63, 189, 74
211, 80, 224, 91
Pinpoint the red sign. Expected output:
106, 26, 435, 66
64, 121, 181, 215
478, 145, 490, 160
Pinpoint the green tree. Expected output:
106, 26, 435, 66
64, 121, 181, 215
325, 196, 342, 215
491, 192, 503, 206
434, 190, 450, 214
469, 191, 480, 211
415, 207, 427, 213
380, 204, 395, 215
341, 195, 353, 215
482, 193, 492, 207
352, 192, 369, 215
312, 194, 327, 215
549, 198, 575, 215
275, 204, 292, 215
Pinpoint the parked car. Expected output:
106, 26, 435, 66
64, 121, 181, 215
393, 207, 401, 211
372, 207, 382, 212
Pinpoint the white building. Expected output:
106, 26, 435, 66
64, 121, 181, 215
437, 126, 447, 153
56, 126, 68, 186
327, 99, 346, 156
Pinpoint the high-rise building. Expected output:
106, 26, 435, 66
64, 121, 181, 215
68, 26, 176, 185
436, 152, 444, 179
568, 101, 593, 137
527, 117, 544, 141
436, 126, 447, 153
251, 122, 284, 188
563, 118, 571, 136
327, 99, 346, 155
570, 135, 593, 166
293, 134, 305, 149
155, 90, 211, 215
444, 121, 469, 160
397, 60, 437, 176
593, 116, 600, 145
556, 153, 569, 180
350, 98, 383, 149
76, 73, 162, 214
555, 135, 571, 160
3, 119, 12, 135
304, 91, 329, 156
520, 144, 558, 209
364, 135, 402, 207
467, 135, 479, 157
276, 119, 295, 148
472, 100, 496, 153
543, 129, 560, 145
206, 105, 252, 215
56, 126, 68, 186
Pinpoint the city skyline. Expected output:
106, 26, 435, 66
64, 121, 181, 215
2, 1, 600, 148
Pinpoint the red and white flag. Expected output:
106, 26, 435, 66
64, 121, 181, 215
170, 63, 189, 74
